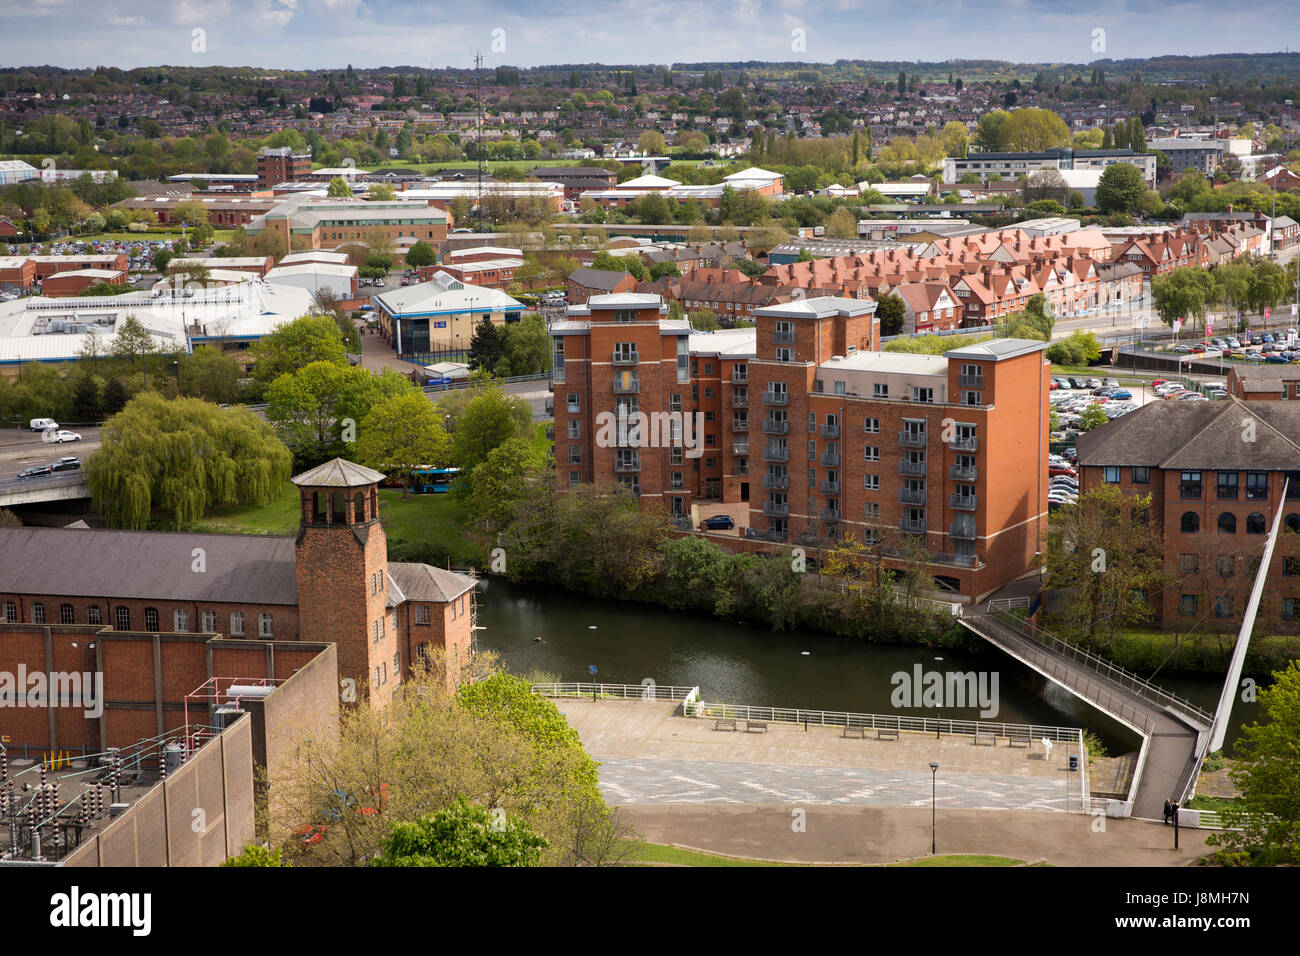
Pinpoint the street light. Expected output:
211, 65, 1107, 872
801, 651, 810, 731
930, 762, 940, 854
588, 625, 598, 701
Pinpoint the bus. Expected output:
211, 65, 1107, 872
408, 467, 460, 494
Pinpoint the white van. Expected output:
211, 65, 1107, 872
30, 418, 58, 432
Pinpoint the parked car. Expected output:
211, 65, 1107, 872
1103, 377, 1119, 388
699, 514, 736, 531
1061, 446, 1078, 462
1086, 377, 1103, 389
1179, 392, 1209, 401
1049, 464, 1077, 478
1109, 389, 1133, 400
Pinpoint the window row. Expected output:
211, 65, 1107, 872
0, 602, 274, 636
1179, 512, 1300, 534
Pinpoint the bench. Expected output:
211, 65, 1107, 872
842, 726, 866, 739
744, 721, 768, 734
974, 731, 996, 746
1008, 730, 1032, 748
875, 728, 899, 741
713, 718, 737, 732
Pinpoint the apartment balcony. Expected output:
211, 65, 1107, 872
820, 480, 841, 495
762, 419, 790, 435
731, 393, 749, 408
949, 494, 978, 512
732, 441, 749, 456
566, 403, 580, 414
762, 389, 789, 406
762, 445, 789, 463
820, 451, 841, 467
612, 379, 640, 394
898, 431, 927, 448
950, 436, 978, 452
819, 423, 840, 439
949, 520, 977, 540
819, 508, 840, 521
614, 459, 642, 473
774, 330, 796, 344
762, 474, 790, 490
948, 464, 978, 481
957, 373, 985, 389
747, 528, 788, 543
898, 460, 927, 477
898, 517, 927, 534
612, 351, 639, 366
734, 463, 749, 476
898, 488, 927, 505
731, 370, 748, 384
730, 419, 749, 432
762, 501, 790, 517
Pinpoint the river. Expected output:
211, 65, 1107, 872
475, 579, 1264, 754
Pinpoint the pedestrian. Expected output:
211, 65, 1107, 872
1162, 799, 1172, 825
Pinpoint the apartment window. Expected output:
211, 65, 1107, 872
1132, 467, 1150, 485
370, 573, 377, 596
32, 603, 45, 625
567, 420, 580, 439
1246, 472, 1268, 500
202, 610, 216, 632
1218, 555, 1236, 578
873, 383, 889, 399
912, 386, 934, 403
1179, 594, 1198, 616
416, 605, 430, 625
115, 607, 131, 631
1216, 472, 1238, 499
552, 338, 565, 383
1180, 471, 1202, 498
87, 606, 101, 626
864, 502, 880, 519
961, 391, 982, 406
1180, 512, 1200, 533
568, 470, 581, 488
704, 410, 715, 422
1247, 513, 1267, 534
1102, 466, 1120, 483
1285, 556, 1300, 576
834, 380, 846, 396
864, 475, 880, 491
775, 347, 795, 362
567, 393, 580, 413
144, 608, 159, 631
808, 468, 817, 489
671, 472, 684, 490
864, 417, 880, 434
703, 363, 714, 375
60, 604, 75, 625
808, 412, 816, 433
259, 613, 273, 638
864, 445, 880, 462
1214, 596, 1235, 619
1284, 598, 1298, 620
174, 609, 188, 632
373, 667, 380, 687
613, 309, 636, 323
808, 440, 817, 461
1178, 553, 1199, 574
669, 394, 682, 413
1218, 513, 1237, 534
677, 336, 690, 383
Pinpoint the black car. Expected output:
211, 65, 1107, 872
51, 457, 81, 472
700, 514, 736, 531
17, 465, 52, 480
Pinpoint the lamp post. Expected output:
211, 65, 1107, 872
930, 762, 939, 854
589, 625, 598, 701
800, 651, 810, 731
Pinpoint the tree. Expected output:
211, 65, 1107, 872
1077, 404, 1109, 431
374, 799, 546, 867
826, 206, 857, 239
874, 292, 905, 336
688, 308, 719, 331
1207, 660, 1300, 865
467, 436, 547, 530
222, 845, 291, 867
152, 247, 174, 273
1152, 266, 1219, 333
327, 176, 353, 198
1095, 163, 1145, 215
498, 314, 551, 377
998, 108, 1070, 152
1045, 484, 1166, 647
405, 240, 436, 269
1024, 169, 1069, 204
110, 313, 157, 382
179, 345, 241, 404
248, 315, 349, 389
467, 316, 508, 374
636, 130, 666, 155
87, 394, 291, 529
448, 385, 532, 469
267, 362, 412, 461
973, 110, 1010, 152
356, 390, 452, 490
1045, 330, 1102, 366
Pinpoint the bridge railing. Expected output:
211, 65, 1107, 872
0, 472, 89, 494
989, 609, 1212, 729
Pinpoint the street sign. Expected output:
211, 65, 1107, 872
588, 664, 598, 675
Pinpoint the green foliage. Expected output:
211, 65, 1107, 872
356, 390, 452, 482
1045, 330, 1102, 367
327, 176, 352, 198
248, 314, 349, 389
446, 384, 532, 469
87, 393, 292, 529
405, 240, 436, 268
178, 345, 242, 404
1151, 266, 1218, 332
1077, 404, 1109, 431
1095, 163, 1145, 215
373, 799, 546, 867
874, 292, 905, 336
267, 362, 412, 461
884, 332, 992, 355
222, 844, 291, 867
467, 316, 508, 373
467, 436, 547, 530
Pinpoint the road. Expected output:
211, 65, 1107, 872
0, 427, 100, 474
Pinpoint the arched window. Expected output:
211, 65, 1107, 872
3, 601, 17, 623
313, 491, 327, 523
1247, 513, 1267, 534
114, 606, 131, 631
1217, 513, 1236, 534
1180, 512, 1200, 533
332, 492, 346, 524
354, 492, 366, 523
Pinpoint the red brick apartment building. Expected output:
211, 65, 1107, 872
0, 459, 477, 752
1076, 399, 1300, 630
553, 292, 1050, 602
257, 146, 312, 189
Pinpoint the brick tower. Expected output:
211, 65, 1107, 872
292, 459, 396, 705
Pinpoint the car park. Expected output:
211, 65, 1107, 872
1103, 377, 1119, 388
1109, 389, 1132, 400
1179, 392, 1209, 401
1086, 377, 1103, 389
1049, 464, 1077, 478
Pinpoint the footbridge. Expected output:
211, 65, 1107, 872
959, 599, 1212, 820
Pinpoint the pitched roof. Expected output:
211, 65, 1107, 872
568, 267, 636, 291
388, 563, 477, 603
1076, 398, 1300, 470
0, 527, 298, 605
291, 458, 386, 488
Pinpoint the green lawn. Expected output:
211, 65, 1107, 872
191, 479, 484, 566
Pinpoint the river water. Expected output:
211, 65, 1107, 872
476, 579, 1263, 754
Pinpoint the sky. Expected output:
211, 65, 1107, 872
0, 0, 1296, 71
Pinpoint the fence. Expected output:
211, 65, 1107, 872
530, 682, 698, 703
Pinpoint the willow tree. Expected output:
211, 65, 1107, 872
87, 393, 292, 529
